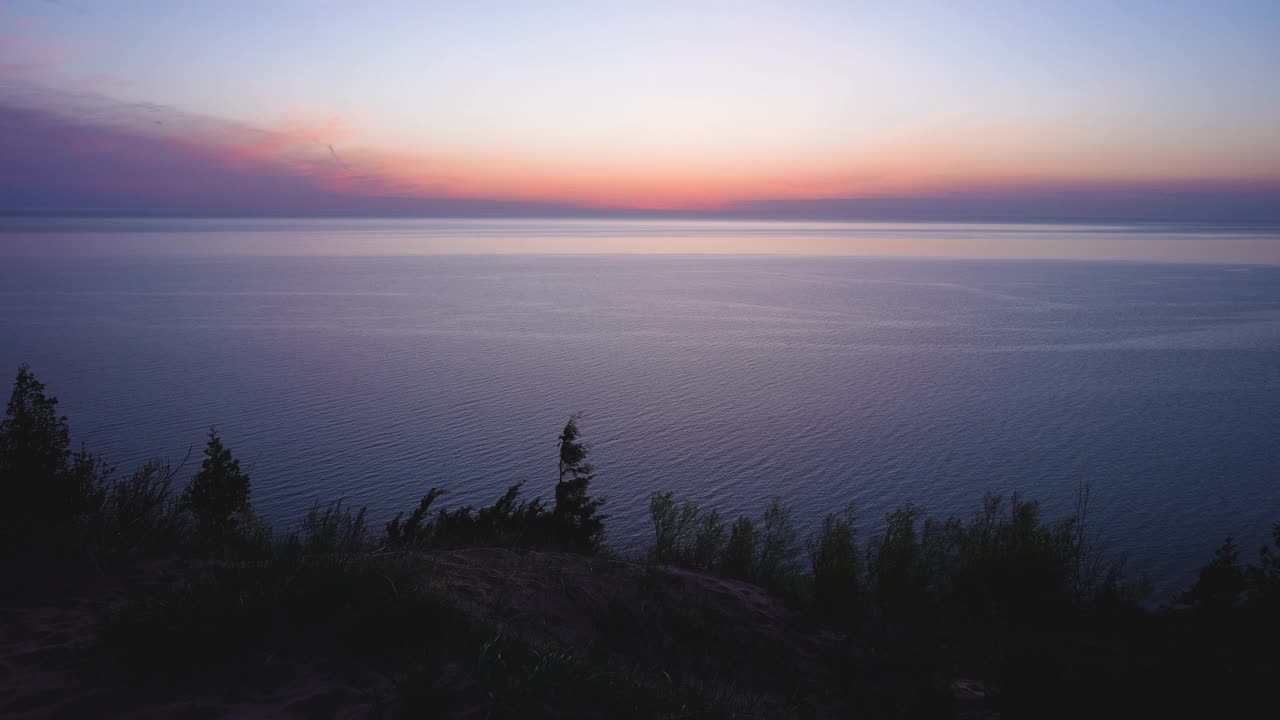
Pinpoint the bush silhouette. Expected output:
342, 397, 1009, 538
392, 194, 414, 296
300, 498, 369, 555
419, 483, 550, 549
381, 418, 606, 554
384, 486, 446, 547
99, 458, 185, 553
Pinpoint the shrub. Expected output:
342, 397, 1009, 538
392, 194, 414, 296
234, 509, 276, 560
99, 458, 184, 552
300, 498, 369, 555
383, 417, 609, 554
431, 482, 551, 548
67, 447, 110, 519
384, 487, 446, 548
385, 483, 556, 550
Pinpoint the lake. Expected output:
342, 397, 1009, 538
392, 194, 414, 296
2, 217, 1279, 597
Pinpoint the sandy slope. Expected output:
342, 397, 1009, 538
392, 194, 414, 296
0, 550, 834, 719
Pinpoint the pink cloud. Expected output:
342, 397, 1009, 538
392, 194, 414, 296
2, 77, 1278, 222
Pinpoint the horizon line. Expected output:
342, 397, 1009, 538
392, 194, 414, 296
5, 209, 1280, 229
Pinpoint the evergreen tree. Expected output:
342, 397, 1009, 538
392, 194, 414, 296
0, 364, 106, 542
1, 364, 71, 487
1179, 535, 1246, 619
180, 429, 252, 537
553, 414, 605, 552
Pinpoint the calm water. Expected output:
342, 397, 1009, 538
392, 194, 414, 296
2, 218, 1279, 596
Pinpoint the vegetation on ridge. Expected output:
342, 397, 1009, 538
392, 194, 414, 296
2, 363, 1278, 718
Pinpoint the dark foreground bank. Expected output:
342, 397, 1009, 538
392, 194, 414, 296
1, 364, 1277, 718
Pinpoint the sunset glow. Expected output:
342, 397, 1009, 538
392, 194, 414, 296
2, 1, 1279, 219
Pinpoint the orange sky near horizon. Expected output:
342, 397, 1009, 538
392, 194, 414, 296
2, 1, 1279, 216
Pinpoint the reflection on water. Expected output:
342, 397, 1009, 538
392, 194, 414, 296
3, 217, 1280, 264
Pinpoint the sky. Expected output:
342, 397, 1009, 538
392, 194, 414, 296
2, 0, 1279, 221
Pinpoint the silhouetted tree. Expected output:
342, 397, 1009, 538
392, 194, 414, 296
1246, 525, 1280, 634
180, 429, 252, 539
810, 504, 862, 624
690, 509, 727, 571
871, 502, 929, 618
648, 492, 729, 570
1250, 525, 1280, 599
0, 365, 69, 481
553, 414, 605, 552
1180, 536, 1246, 619
722, 516, 757, 582
650, 491, 699, 563
758, 498, 800, 590
0, 364, 108, 545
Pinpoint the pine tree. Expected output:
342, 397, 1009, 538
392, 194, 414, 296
1179, 535, 1246, 619
0, 364, 71, 491
180, 429, 252, 537
553, 414, 605, 552
0, 364, 106, 541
